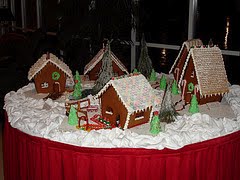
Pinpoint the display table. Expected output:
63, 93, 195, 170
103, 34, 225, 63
4, 113, 240, 180
3, 83, 240, 180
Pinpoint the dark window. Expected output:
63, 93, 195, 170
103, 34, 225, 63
106, 106, 113, 115
135, 111, 144, 121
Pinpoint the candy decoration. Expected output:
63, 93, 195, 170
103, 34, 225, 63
52, 71, 60, 80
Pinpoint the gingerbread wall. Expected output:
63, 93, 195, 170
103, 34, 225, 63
128, 107, 152, 129
100, 86, 151, 129
182, 58, 197, 104
174, 47, 189, 84
100, 86, 128, 128
34, 62, 66, 93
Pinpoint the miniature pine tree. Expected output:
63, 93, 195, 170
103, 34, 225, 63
149, 69, 157, 82
159, 74, 167, 90
171, 80, 179, 95
133, 68, 138, 74
150, 111, 161, 135
72, 71, 82, 99
68, 105, 78, 126
137, 34, 153, 79
159, 83, 179, 123
93, 41, 114, 94
188, 94, 199, 114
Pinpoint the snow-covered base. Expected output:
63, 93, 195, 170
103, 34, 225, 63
4, 83, 240, 150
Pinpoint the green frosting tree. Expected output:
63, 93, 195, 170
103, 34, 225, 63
171, 80, 179, 95
149, 69, 157, 82
72, 71, 82, 99
150, 111, 161, 135
68, 105, 78, 126
137, 34, 153, 79
159, 74, 167, 90
133, 68, 138, 74
189, 95, 199, 114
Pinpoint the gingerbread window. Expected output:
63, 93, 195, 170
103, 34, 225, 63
190, 71, 195, 78
106, 107, 113, 115
135, 111, 144, 121
41, 82, 49, 88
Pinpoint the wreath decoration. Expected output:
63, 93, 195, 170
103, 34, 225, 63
52, 71, 60, 80
188, 82, 194, 92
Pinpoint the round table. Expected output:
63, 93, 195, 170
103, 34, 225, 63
3, 112, 240, 180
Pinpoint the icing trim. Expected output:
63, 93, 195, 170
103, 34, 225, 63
84, 48, 129, 75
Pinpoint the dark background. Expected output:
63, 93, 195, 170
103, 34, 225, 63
1, 0, 240, 122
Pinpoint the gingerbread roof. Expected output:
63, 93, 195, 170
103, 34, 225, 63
83, 48, 129, 75
169, 39, 203, 74
28, 53, 73, 81
95, 74, 157, 129
179, 46, 229, 97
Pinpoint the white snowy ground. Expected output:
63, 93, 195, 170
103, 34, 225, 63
4, 83, 240, 150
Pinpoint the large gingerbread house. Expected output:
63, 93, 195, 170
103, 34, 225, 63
95, 74, 162, 129
84, 47, 129, 81
28, 53, 73, 93
177, 46, 229, 105
169, 39, 203, 84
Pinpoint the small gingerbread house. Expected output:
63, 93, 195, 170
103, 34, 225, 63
28, 53, 73, 93
178, 46, 229, 105
84, 47, 129, 81
95, 74, 161, 129
169, 39, 203, 84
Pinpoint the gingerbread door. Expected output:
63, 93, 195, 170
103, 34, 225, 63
53, 82, 60, 93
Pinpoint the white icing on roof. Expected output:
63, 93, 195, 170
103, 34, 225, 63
95, 74, 158, 129
84, 48, 129, 75
179, 46, 229, 96
184, 39, 203, 51
28, 53, 73, 81
169, 39, 203, 74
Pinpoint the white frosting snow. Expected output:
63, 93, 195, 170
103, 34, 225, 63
28, 53, 73, 81
4, 83, 240, 150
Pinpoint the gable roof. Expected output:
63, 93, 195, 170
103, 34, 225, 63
179, 46, 229, 97
84, 48, 129, 75
95, 74, 157, 129
169, 39, 203, 74
28, 53, 73, 81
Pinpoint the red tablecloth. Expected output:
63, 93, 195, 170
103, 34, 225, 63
3, 113, 240, 180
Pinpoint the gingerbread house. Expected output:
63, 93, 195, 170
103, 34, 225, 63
84, 47, 129, 81
178, 46, 229, 105
169, 39, 203, 84
28, 53, 73, 93
95, 74, 162, 129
